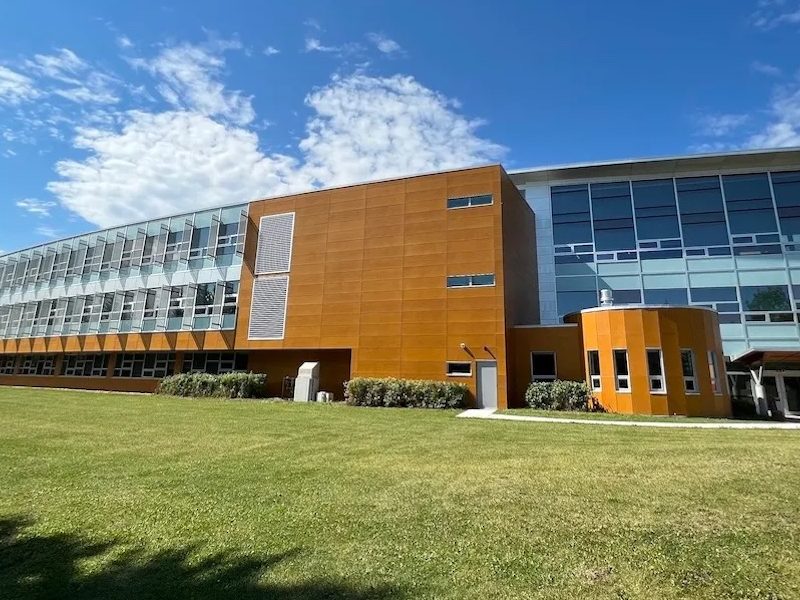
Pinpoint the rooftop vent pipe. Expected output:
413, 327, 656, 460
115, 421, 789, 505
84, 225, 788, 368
600, 288, 614, 307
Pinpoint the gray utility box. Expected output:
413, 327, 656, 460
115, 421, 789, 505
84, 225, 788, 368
293, 362, 320, 402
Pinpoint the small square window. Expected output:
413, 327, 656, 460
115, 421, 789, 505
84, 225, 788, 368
531, 352, 557, 382
446, 362, 471, 376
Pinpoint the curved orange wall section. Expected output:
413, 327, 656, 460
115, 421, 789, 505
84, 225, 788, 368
569, 306, 730, 417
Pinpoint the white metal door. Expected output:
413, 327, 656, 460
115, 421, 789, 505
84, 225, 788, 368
476, 360, 498, 409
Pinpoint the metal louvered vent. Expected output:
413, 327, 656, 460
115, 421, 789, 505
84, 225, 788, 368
248, 275, 289, 340
255, 213, 295, 274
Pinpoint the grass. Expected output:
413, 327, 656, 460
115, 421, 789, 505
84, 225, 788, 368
0, 387, 798, 599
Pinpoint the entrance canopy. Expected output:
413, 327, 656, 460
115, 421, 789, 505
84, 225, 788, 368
730, 348, 800, 369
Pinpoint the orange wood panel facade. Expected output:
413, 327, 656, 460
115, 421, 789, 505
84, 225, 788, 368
236, 165, 534, 408
509, 325, 584, 406
571, 307, 731, 417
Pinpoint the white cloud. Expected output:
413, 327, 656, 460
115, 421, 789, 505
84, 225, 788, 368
751, 60, 782, 77
263, 46, 280, 56
16, 198, 56, 216
697, 113, 749, 137
25, 48, 86, 83
303, 19, 322, 31
367, 33, 403, 55
304, 38, 338, 53
129, 42, 254, 125
751, 0, 800, 29
298, 74, 505, 187
746, 83, 800, 148
47, 73, 504, 228
0, 66, 39, 105
35, 225, 61, 239
48, 110, 305, 227
117, 36, 134, 49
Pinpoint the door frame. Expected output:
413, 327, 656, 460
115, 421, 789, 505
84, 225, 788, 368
475, 360, 498, 409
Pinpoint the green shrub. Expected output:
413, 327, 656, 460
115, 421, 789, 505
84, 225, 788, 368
157, 372, 267, 399
524, 380, 600, 412
344, 377, 468, 409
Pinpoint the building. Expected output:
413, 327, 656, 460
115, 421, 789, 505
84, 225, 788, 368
0, 147, 798, 417
511, 146, 800, 416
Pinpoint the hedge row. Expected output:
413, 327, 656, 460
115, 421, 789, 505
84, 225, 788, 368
344, 377, 469, 409
157, 372, 267, 398
524, 380, 602, 412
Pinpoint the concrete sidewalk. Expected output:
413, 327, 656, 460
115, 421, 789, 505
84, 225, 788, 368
457, 408, 800, 430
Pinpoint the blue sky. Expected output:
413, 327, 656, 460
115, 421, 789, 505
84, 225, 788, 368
0, 0, 799, 253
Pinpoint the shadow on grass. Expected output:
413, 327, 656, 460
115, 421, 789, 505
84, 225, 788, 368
0, 517, 405, 600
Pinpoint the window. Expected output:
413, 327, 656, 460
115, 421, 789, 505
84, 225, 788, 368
52, 248, 70, 280
140, 235, 157, 265
740, 285, 790, 311
681, 349, 697, 393
556, 290, 598, 316
0, 355, 17, 374
194, 283, 216, 316
676, 176, 730, 247
182, 352, 248, 375
0, 307, 9, 336
143, 290, 159, 319
81, 295, 101, 327
633, 179, 680, 240
120, 292, 135, 321
99, 293, 115, 323
551, 184, 592, 245
66, 248, 83, 278
446, 274, 495, 288
447, 194, 493, 209
643, 288, 688, 305
613, 349, 629, 391
17, 354, 56, 376
119, 238, 135, 268
531, 352, 557, 382
690, 287, 738, 302
222, 281, 239, 315
113, 352, 174, 378
83, 244, 102, 274
62, 354, 109, 377
708, 351, 721, 394
100, 241, 116, 271
62, 298, 81, 333
216, 222, 241, 256
771, 170, 800, 239
587, 350, 601, 390
591, 181, 636, 251
722, 173, 777, 235
446, 361, 472, 376
647, 349, 665, 393
19, 303, 37, 337
164, 231, 185, 263
189, 226, 211, 260
608, 289, 642, 304
168, 286, 188, 318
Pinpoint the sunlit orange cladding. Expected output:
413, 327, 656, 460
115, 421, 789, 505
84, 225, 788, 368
572, 306, 729, 416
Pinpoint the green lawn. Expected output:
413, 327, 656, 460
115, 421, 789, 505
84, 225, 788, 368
501, 408, 749, 423
1, 388, 799, 599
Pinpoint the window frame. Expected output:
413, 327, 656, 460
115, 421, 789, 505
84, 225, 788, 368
681, 349, 698, 394
530, 351, 557, 383
646, 348, 666, 394
708, 350, 722, 395
613, 349, 630, 391
446, 361, 472, 377
446, 273, 496, 288
446, 194, 493, 210
587, 349, 601, 391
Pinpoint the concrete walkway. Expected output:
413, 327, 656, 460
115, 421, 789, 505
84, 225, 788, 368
457, 408, 800, 430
